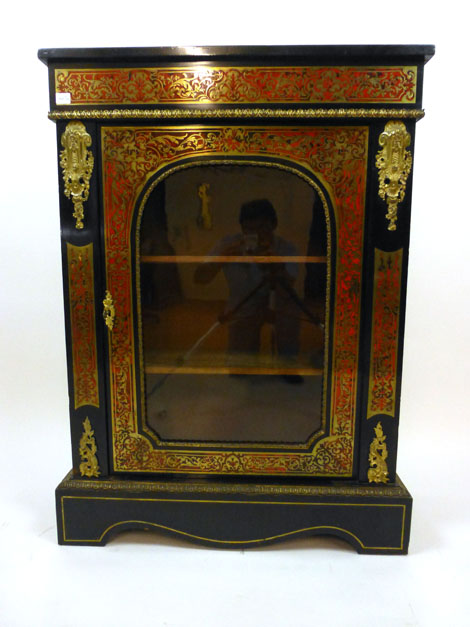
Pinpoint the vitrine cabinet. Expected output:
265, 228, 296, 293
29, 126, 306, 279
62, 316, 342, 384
39, 45, 434, 552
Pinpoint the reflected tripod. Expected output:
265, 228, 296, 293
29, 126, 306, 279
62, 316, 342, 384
148, 265, 323, 395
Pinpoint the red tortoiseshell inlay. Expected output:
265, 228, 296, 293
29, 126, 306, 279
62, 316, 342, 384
67, 243, 99, 409
55, 66, 417, 106
367, 249, 403, 419
102, 125, 368, 476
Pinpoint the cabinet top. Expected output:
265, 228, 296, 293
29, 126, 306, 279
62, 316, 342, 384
40, 45, 434, 114
38, 45, 435, 65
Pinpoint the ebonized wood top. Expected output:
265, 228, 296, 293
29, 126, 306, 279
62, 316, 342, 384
38, 45, 435, 66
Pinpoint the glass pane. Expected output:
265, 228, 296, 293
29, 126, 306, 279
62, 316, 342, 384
140, 165, 327, 443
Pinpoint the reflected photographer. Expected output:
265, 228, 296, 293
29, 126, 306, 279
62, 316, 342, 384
194, 199, 301, 375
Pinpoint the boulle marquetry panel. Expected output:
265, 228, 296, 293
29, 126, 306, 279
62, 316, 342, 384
40, 45, 433, 553
66, 243, 100, 409
54, 65, 418, 105
102, 125, 367, 476
367, 249, 403, 420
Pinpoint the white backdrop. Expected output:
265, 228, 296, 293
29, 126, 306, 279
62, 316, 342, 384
1, 3, 469, 626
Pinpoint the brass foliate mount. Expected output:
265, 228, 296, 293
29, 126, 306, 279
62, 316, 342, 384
197, 183, 212, 230
60, 121, 94, 229
368, 421, 390, 484
376, 120, 412, 231
79, 418, 100, 478
103, 290, 115, 331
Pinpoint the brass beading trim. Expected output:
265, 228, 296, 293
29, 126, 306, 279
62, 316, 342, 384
49, 107, 425, 121
60, 470, 408, 497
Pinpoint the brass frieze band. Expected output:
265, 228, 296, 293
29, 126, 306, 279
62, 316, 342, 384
66, 242, 99, 409
60, 121, 94, 229
368, 422, 389, 484
376, 121, 413, 230
367, 249, 403, 419
79, 418, 100, 478
49, 107, 425, 121
54, 66, 418, 105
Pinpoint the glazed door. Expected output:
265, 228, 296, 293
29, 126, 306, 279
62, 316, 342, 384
101, 124, 369, 478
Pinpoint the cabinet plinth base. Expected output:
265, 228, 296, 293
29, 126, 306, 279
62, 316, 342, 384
56, 472, 412, 554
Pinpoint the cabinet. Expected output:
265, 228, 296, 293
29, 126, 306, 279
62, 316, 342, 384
39, 45, 434, 552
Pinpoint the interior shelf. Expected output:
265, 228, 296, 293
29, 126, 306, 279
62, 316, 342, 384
141, 255, 327, 264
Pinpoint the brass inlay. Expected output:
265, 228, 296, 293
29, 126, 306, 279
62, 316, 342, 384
55, 65, 418, 106
367, 249, 403, 419
103, 290, 115, 331
60, 495, 406, 550
79, 418, 100, 478
376, 121, 412, 231
66, 243, 99, 409
368, 422, 389, 484
60, 122, 94, 229
101, 125, 368, 476
49, 107, 425, 121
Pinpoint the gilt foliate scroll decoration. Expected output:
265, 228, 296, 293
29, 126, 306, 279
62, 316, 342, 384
376, 121, 412, 231
368, 422, 389, 484
103, 290, 115, 331
197, 183, 212, 229
60, 122, 94, 229
79, 418, 100, 477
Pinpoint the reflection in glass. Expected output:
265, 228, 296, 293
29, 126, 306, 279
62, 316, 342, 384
140, 166, 327, 443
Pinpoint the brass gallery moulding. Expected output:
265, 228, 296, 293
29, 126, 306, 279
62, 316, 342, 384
54, 66, 418, 105
60, 471, 408, 497
48, 107, 425, 121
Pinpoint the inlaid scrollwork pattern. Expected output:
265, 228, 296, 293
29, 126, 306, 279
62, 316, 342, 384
67, 243, 99, 409
101, 125, 369, 476
376, 121, 412, 231
367, 249, 402, 419
60, 122, 94, 229
55, 66, 417, 105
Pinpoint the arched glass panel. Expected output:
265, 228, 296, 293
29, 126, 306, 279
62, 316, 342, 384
139, 165, 328, 443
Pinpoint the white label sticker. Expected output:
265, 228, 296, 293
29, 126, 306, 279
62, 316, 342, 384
56, 92, 72, 105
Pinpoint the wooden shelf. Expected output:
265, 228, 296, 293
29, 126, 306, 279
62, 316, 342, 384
141, 255, 327, 264
145, 365, 323, 376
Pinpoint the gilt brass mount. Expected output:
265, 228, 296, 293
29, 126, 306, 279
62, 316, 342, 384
368, 422, 390, 484
376, 120, 412, 231
102, 290, 115, 331
60, 122, 94, 229
79, 418, 100, 478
